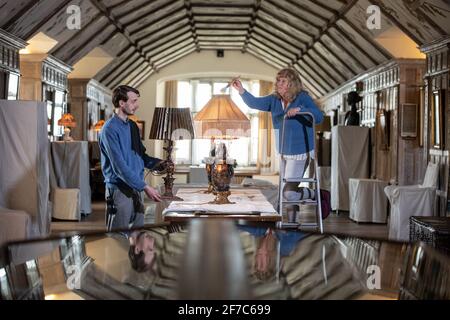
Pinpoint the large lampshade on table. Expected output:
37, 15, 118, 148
194, 94, 250, 139
193, 94, 251, 204
149, 107, 195, 200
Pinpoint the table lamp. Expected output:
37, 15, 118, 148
149, 107, 195, 201
194, 94, 250, 203
58, 113, 77, 141
94, 119, 105, 132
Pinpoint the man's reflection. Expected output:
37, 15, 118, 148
128, 230, 156, 272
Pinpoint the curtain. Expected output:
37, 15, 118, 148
164, 80, 178, 107
258, 80, 278, 174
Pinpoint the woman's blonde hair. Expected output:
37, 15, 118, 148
274, 68, 303, 102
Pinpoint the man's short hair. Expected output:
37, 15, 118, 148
113, 85, 140, 108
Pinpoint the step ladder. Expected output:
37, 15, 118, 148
276, 111, 323, 233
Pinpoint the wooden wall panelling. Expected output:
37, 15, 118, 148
68, 79, 113, 141
421, 37, 450, 215
430, 149, 449, 217
319, 59, 426, 184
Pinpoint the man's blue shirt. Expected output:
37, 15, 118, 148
99, 114, 159, 192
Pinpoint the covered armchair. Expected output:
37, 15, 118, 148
384, 163, 439, 241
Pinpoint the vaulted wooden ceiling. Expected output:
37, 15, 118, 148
1, 0, 449, 97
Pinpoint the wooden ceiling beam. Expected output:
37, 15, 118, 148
184, 0, 201, 52
89, 0, 156, 75
246, 48, 285, 70
242, 0, 261, 54
285, 0, 335, 21
262, 0, 319, 37
142, 25, 191, 53
6, 0, 74, 39
136, 16, 189, 44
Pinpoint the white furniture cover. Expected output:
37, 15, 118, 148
384, 162, 439, 241
349, 178, 388, 223
0, 100, 50, 237
0, 207, 31, 266
50, 141, 91, 215
331, 126, 370, 211
317, 166, 331, 192
52, 188, 80, 221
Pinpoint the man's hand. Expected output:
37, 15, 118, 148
144, 185, 162, 202
286, 107, 301, 118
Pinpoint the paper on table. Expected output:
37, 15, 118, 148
162, 188, 277, 215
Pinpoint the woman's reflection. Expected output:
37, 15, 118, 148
240, 226, 308, 281
128, 230, 156, 272
253, 229, 278, 281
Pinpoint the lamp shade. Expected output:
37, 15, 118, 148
57, 113, 76, 127
193, 94, 250, 139
149, 107, 195, 141
94, 120, 105, 131
315, 115, 331, 133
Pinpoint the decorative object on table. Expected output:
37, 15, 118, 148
209, 142, 236, 205
58, 113, 77, 141
193, 93, 250, 194
149, 107, 194, 201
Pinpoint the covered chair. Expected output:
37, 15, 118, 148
384, 163, 439, 241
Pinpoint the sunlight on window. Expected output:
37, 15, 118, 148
175, 78, 262, 167
177, 81, 191, 108
213, 82, 228, 95
196, 83, 211, 112
175, 139, 190, 165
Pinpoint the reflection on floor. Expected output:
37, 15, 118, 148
51, 201, 389, 240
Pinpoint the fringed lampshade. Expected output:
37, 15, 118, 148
57, 113, 76, 127
194, 94, 250, 139
149, 107, 195, 141
149, 107, 195, 200
94, 120, 105, 132
57, 113, 76, 141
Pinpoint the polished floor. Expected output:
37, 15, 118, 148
51, 200, 389, 241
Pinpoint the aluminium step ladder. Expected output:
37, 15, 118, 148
276, 111, 323, 233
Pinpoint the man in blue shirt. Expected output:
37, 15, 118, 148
99, 85, 164, 231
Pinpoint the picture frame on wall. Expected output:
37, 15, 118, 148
431, 90, 445, 149
137, 120, 145, 140
400, 103, 418, 138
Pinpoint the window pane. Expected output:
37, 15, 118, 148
175, 139, 190, 164
7, 74, 19, 100
177, 81, 191, 108
195, 83, 211, 112
228, 138, 249, 167
213, 82, 228, 95
192, 139, 211, 165
251, 115, 259, 164
231, 88, 250, 114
